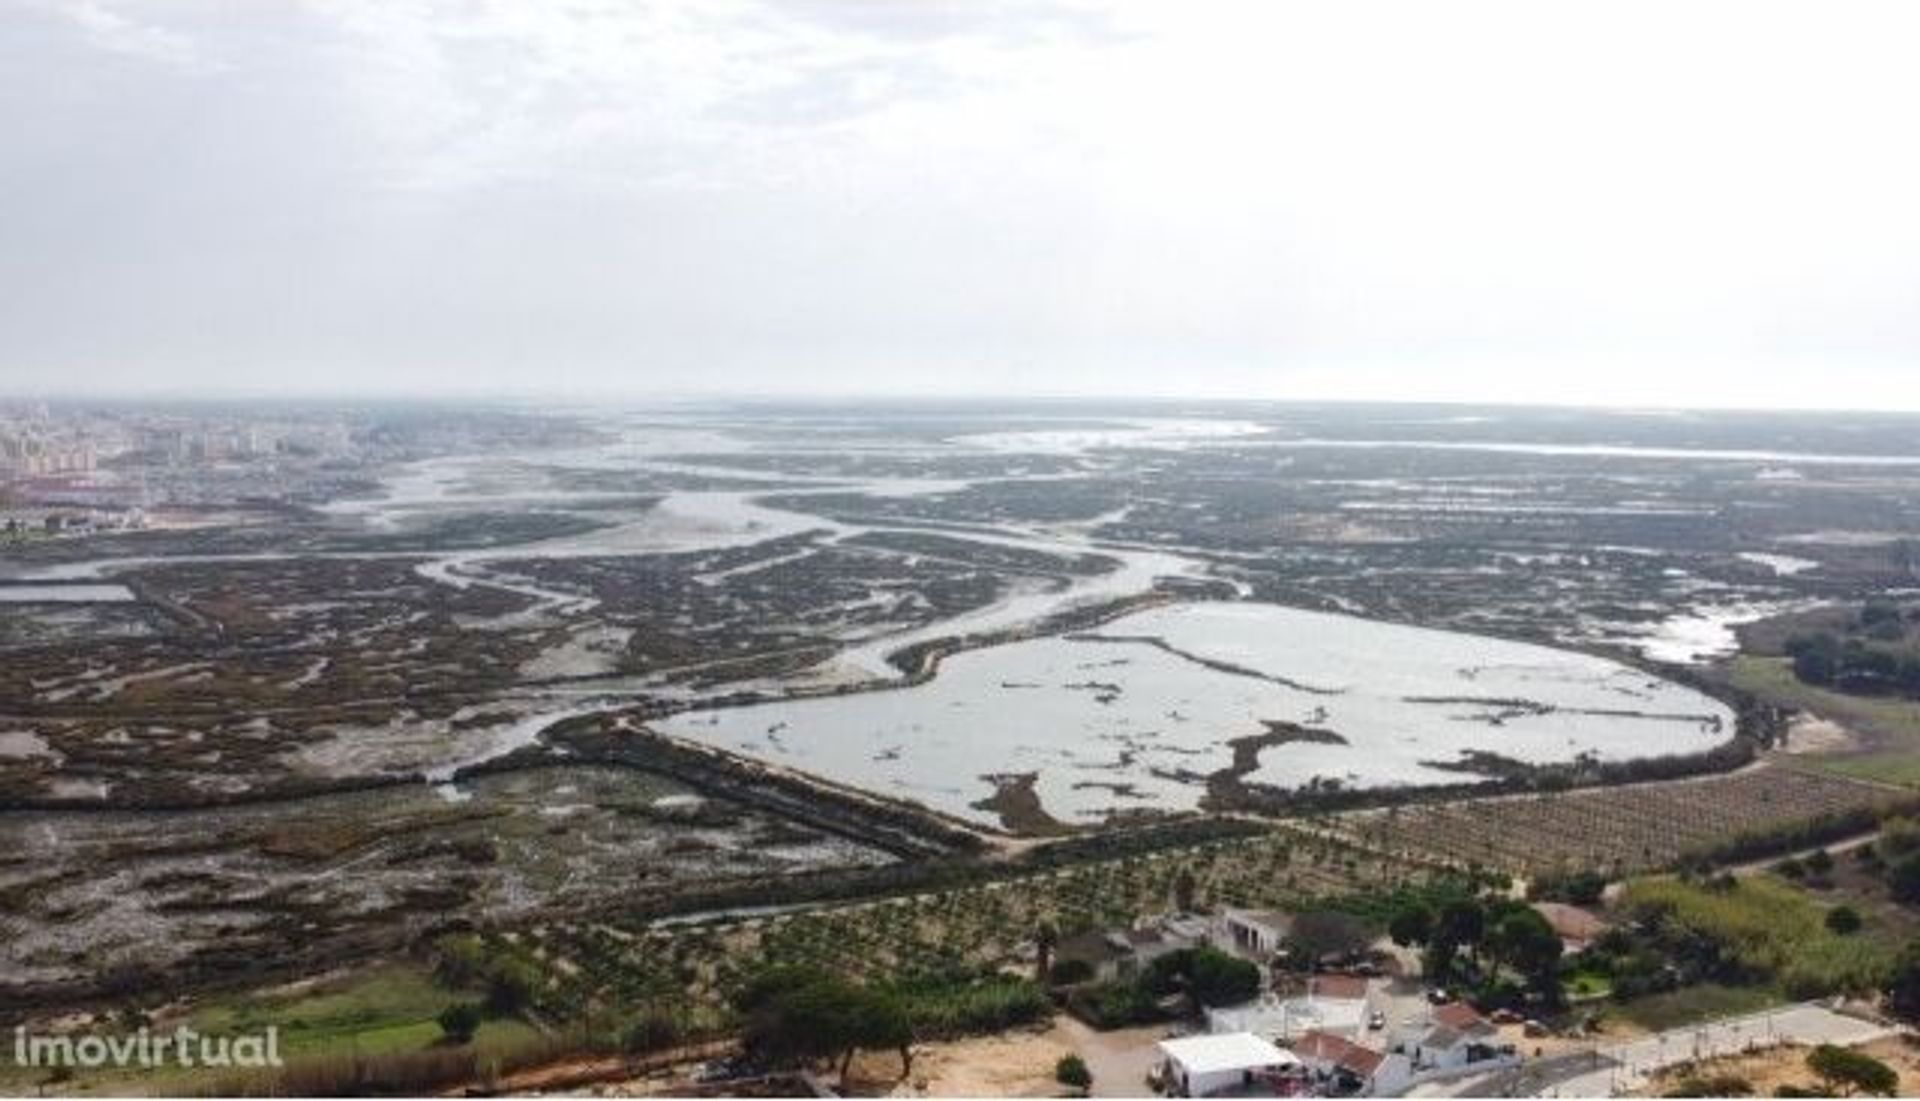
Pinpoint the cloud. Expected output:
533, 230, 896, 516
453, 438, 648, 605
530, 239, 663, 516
59, 0, 209, 70
1, 0, 1918, 408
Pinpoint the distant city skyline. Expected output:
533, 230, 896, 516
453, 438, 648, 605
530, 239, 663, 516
4, 1, 1919, 410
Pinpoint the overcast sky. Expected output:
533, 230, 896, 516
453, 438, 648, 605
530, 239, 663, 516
3, 1, 1919, 408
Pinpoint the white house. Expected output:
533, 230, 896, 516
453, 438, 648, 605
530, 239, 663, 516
1156, 1032, 1304, 1098
1400, 1002, 1503, 1072
1290, 1030, 1414, 1097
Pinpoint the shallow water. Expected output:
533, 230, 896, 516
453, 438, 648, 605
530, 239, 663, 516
660, 601, 1732, 826
0, 583, 136, 602
1261, 438, 1920, 466
1617, 600, 1816, 664
1738, 552, 1820, 576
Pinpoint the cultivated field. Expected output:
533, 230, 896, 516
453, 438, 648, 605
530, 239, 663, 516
474, 825, 1449, 1030
1329, 763, 1917, 880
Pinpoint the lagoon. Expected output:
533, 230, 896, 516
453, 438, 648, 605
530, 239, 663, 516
659, 601, 1732, 827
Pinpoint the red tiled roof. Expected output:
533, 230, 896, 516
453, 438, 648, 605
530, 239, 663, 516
1532, 902, 1610, 943
1310, 974, 1369, 1000
1291, 1030, 1385, 1077
1432, 1002, 1491, 1033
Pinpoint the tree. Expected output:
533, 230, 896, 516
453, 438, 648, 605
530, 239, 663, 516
1826, 906, 1864, 935
735, 966, 852, 1070
850, 991, 914, 1080
1034, 921, 1059, 984
1787, 633, 1840, 686
1056, 1054, 1092, 1093
1485, 908, 1564, 1001
1807, 1044, 1898, 1096
1143, 947, 1262, 1008
1883, 819, 1920, 858
1283, 911, 1375, 968
1173, 867, 1198, 913
1435, 900, 1486, 951
436, 1002, 483, 1044
1882, 940, 1920, 1021
483, 958, 538, 1016
1887, 853, 1920, 905
1389, 904, 1434, 948
1186, 948, 1263, 1007
1427, 899, 1487, 979
1861, 602, 1902, 630
433, 934, 490, 988
734, 966, 916, 1081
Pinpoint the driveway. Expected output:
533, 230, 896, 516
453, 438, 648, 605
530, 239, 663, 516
1408, 1004, 1897, 1098
1056, 1016, 1168, 1098
1367, 976, 1434, 1040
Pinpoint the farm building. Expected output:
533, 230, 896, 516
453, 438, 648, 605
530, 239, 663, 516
1157, 1032, 1304, 1098
1220, 907, 1294, 958
1054, 930, 1132, 981
1055, 915, 1209, 981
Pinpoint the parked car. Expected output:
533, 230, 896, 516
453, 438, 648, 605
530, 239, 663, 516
693, 1058, 755, 1084
1426, 988, 1452, 1004
1367, 1010, 1387, 1030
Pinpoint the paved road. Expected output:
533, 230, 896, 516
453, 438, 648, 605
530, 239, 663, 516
1408, 1004, 1896, 1098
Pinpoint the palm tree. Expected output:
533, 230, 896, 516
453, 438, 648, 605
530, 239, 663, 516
1174, 867, 1198, 913
1034, 920, 1059, 982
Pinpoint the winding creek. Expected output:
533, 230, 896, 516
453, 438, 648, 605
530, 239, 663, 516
11, 414, 1747, 824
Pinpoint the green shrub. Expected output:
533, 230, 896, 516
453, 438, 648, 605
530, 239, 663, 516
484, 958, 539, 1016
1066, 979, 1164, 1030
1664, 1072, 1753, 1096
1884, 818, 1920, 857
432, 934, 490, 988
1807, 1044, 1898, 1097
1885, 939, 1920, 1020
1048, 959, 1096, 986
889, 971, 1049, 1038
623, 1012, 683, 1053
1621, 876, 1893, 997
1889, 853, 1920, 904
1532, 870, 1608, 907
436, 1002, 483, 1044
1056, 1054, 1092, 1091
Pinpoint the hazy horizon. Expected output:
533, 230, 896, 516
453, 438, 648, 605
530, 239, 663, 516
6, 1, 1920, 410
